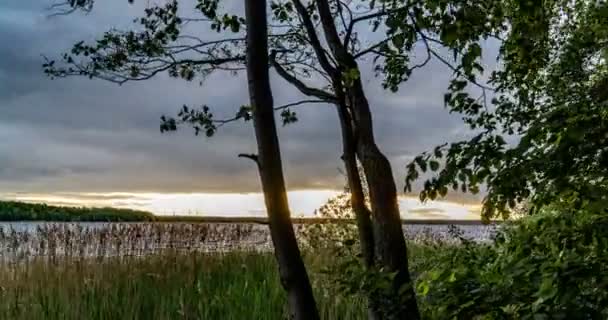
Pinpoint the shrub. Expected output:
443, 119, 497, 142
418, 208, 608, 319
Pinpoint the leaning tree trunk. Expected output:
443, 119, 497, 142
314, 0, 421, 318
335, 83, 375, 268
336, 97, 380, 320
243, 1, 319, 319
348, 79, 420, 319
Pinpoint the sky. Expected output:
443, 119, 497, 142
0, 0, 487, 218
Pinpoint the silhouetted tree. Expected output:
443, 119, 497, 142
46, 1, 320, 318
45, 0, 505, 317
243, 0, 319, 317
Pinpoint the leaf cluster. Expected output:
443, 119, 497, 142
418, 207, 608, 319
405, 0, 608, 220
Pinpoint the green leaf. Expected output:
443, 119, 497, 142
415, 156, 427, 172
430, 160, 440, 171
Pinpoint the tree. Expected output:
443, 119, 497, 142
243, 0, 320, 317
44, 0, 504, 317
46, 0, 320, 318
404, 0, 608, 220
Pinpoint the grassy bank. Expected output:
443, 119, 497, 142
0, 251, 367, 320
0, 210, 605, 319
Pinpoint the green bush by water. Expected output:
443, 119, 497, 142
417, 209, 608, 319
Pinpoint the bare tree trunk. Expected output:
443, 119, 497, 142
335, 86, 375, 268
314, 0, 421, 318
244, 2, 319, 319
348, 79, 420, 319
336, 99, 381, 320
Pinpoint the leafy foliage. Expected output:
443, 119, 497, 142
299, 164, 368, 251
405, 0, 608, 220
418, 208, 608, 319
377, 0, 505, 92
45, 0, 512, 141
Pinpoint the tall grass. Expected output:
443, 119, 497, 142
0, 251, 366, 320
0, 223, 272, 262
0, 220, 478, 319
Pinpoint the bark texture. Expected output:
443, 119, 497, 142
315, 0, 421, 318
336, 98, 380, 320
348, 79, 420, 319
335, 85, 375, 268
244, 1, 319, 319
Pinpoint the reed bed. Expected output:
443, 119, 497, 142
0, 223, 274, 263
0, 222, 496, 263
0, 222, 492, 319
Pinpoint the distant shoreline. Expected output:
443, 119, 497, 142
0, 216, 499, 226
0, 200, 497, 225
154, 216, 500, 225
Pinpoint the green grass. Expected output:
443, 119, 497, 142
0, 251, 368, 320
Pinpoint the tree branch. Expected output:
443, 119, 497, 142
47, 0, 93, 16
238, 153, 259, 165
291, 0, 337, 75
344, 7, 403, 49
427, 46, 494, 92
271, 51, 337, 102
275, 99, 328, 110
408, 13, 495, 92
316, 0, 350, 63
45, 54, 244, 85
337, 0, 351, 34
354, 38, 391, 59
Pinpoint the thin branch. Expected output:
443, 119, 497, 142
408, 13, 495, 92
271, 51, 337, 102
337, 0, 350, 33
212, 99, 327, 127
48, 55, 245, 85
179, 17, 213, 24
316, 0, 350, 62
291, 0, 337, 75
354, 38, 391, 59
238, 153, 259, 165
344, 7, 403, 48
47, 0, 93, 16
174, 36, 245, 47
410, 50, 431, 70
427, 48, 494, 91
275, 99, 328, 110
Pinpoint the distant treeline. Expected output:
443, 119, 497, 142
155, 216, 495, 225
0, 201, 155, 222
0, 200, 493, 224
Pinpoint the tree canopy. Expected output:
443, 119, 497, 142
44, 0, 504, 135
405, 0, 608, 220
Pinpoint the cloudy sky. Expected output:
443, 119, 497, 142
0, 0, 487, 217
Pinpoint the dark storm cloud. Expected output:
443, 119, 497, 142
0, 0, 480, 196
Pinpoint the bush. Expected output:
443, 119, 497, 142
417, 208, 608, 319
